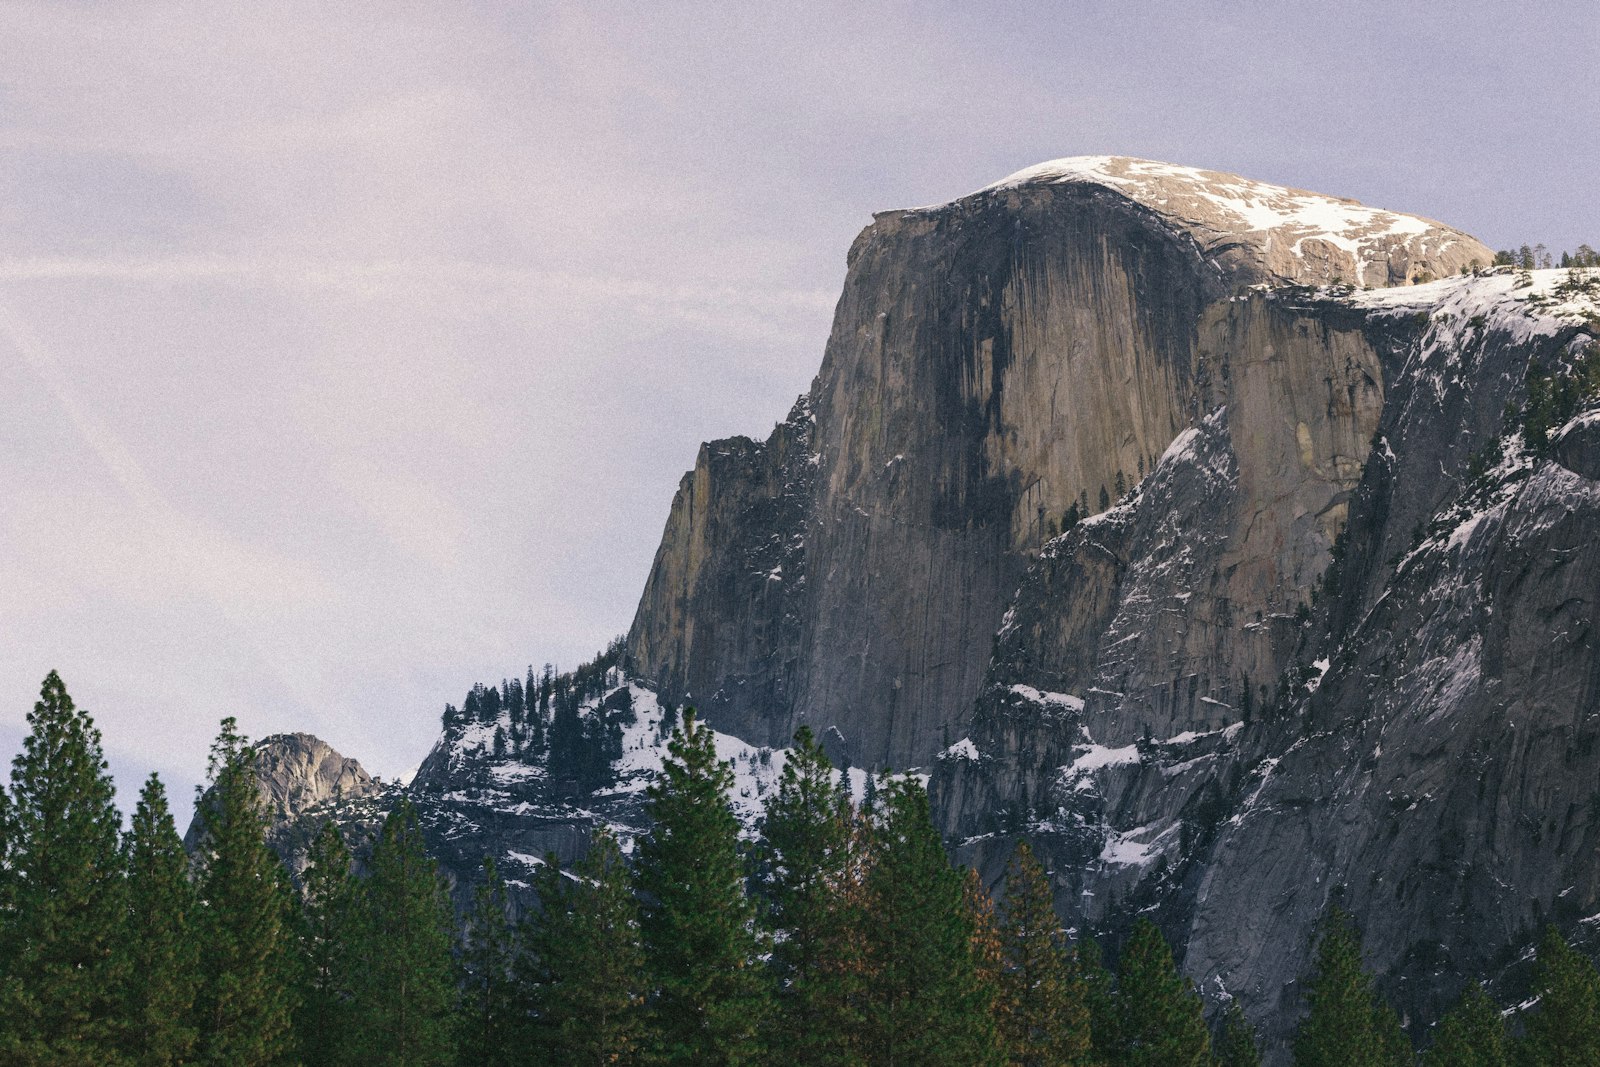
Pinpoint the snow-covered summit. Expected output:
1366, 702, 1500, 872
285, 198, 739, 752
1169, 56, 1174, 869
929, 155, 1492, 288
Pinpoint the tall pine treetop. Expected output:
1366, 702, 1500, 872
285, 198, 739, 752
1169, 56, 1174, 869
0, 671, 129, 1063
120, 772, 202, 1067
637, 708, 768, 1064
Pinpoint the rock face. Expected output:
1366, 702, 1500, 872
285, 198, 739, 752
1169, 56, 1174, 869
184, 732, 381, 878
617, 157, 1600, 1057
626, 397, 814, 746
283, 158, 1597, 1060
626, 156, 1491, 772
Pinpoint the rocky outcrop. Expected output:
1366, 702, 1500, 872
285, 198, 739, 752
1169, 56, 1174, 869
619, 158, 1600, 1058
629, 157, 1489, 772
935, 270, 1599, 1058
184, 732, 382, 879
626, 396, 815, 745
287, 158, 1595, 1059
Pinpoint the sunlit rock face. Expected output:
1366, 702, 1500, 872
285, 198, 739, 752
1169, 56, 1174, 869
184, 732, 380, 879
287, 158, 1591, 1062
625, 157, 1600, 1060
627, 157, 1490, 772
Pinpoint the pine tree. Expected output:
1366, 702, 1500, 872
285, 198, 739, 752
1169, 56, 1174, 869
636, 709, 768, 1064
120, 773, 201, 1067
1291, 909, 1409, 1067
1517, 925, 1600, 1067
525, 830, 648, 1064
347, 799, 458, 1067
459, 857, 520, 1067
962, 868, 1008, 1064
1078, 937, 1121, 1065
1423, 981, 1506, 1067
1114, 918, 1210, 1067
998, 840, 1093, 1065
296, 819, 359, 1067
758, 726, 863, 1064
0, 671, 131, 1064
191, 717, 299, 1067
1214, 1001, 1262, 1067
860, 774, 1001, 1066
1373, 1000, 1412, 1067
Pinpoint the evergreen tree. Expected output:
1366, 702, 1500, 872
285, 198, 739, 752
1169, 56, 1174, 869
191, 717, 299, 1067
348, 799, 458, 1067
120, 773, 201, 1067
962, 868, 1008, 1064
525, 666, 546, 755
548, 695, 584, 790
525, 830, 648, 1064
998, 840, 1093, 1065
1423, 981, 1506, 1067
636, 710, 768, 1064
1214, 1001, 1262, 1067
758, 726, 863, 1064
296, 819, 359, 1067
1114, 918, 1210, 1067
1517, 925, 1600, 1067
1078, 937, 1121, 1065
0, 772, 10, 884
1291, 909, 1409, 1067
1373, 1001, 1412, 1067
0, 671, 130, 1064
860, 774, 1000, 1066
459, 857, 520, 1067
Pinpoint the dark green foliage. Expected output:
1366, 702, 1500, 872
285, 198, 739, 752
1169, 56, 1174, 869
192, 717, 300, 1066
459, 858, 520, 1067
1517, 926, 1600, 1067
758, 726, 864, 1064
1114, 918, 1210, 1067
636, 709, 768, 1064
962, 868, 1008, 1065
1077, 937, 1121, 1065
860, 774, 1001, 1066
546, 691, 625, 794
0, 672, 130, 1064
121, 774, 201, 1067
1292, 910, 1410, 1067
458, 640, 627, 785
1423, 981, 1506, 1067
348, 800, 459, 1067
524, 830, 648, 1064
1521, 343, 1600, 456
1214, 1001, 1262, 1067
997, 841, 1093, 1065
1099, 485, 1111, 512
297, 819, 359, 1067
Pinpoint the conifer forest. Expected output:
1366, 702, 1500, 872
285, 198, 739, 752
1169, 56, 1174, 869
3, 671, 1599, 1065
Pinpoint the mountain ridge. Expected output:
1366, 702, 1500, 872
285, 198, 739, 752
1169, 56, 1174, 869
258, 160, 1597, 1061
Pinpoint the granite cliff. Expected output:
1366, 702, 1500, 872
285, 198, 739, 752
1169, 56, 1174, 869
627, 156, 1490, 770
256, 158, 1600, 1058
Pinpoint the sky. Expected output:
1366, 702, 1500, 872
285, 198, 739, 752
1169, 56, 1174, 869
1, 1, 1595, 827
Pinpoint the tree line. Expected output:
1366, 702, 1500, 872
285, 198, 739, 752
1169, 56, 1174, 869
438, 640, 627, 793
1493, 244, 1600, 270
4, 670, 1600, 1065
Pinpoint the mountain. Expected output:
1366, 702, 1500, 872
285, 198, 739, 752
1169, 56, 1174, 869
256, 157, 1599, 1059
184, 732, 382, 880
